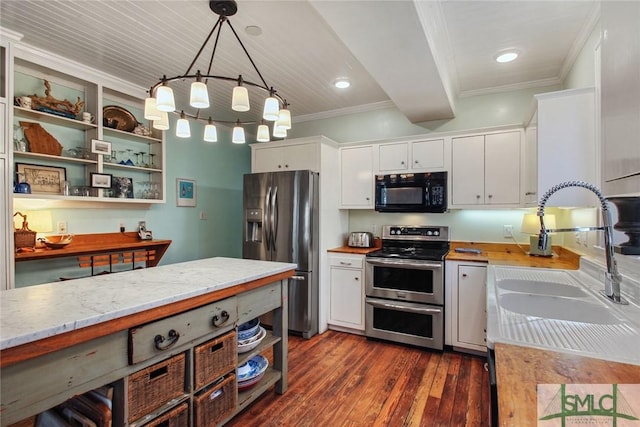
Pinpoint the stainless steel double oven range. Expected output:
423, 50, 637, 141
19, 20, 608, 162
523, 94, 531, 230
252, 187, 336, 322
365, 225, 449, 350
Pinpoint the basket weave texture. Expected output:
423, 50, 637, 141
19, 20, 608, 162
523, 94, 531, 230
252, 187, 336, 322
145, 402, 188, 427
194, 331, 237, 390
127, 353, 186, 422
194, 374, 236, 426
14, 229, 36, 249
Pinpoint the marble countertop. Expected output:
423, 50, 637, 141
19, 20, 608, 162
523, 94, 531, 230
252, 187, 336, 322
0, 257, 296, 351
487, 258, 640, 365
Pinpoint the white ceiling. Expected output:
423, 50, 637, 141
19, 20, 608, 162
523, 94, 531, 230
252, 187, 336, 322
0, 0, 599, 126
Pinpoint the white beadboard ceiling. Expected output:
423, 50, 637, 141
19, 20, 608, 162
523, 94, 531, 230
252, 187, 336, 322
0, 0, 598, 126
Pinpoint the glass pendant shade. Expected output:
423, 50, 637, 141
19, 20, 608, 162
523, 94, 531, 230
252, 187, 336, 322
152, 112, 170, 130
155, 85, 176, 112
232, 85, 250, 112
232, 122, 246, 144
190, 81, 210, 109
273, 123, 287, 138
276, 107, 292, 130
263, 96, 279, 121
257, 122, 270, 142
176, 112, 191, 138
144, 97, 162, 121
204, 121, 218, 142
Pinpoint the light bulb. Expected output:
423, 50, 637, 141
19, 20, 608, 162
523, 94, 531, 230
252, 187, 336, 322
152, 111, 170, 130
263, 90, 279, 121
144, 97, 162, 121
257, 121, 270, 142
204, 119, 217, 142
273, 123, 287, 138
232, 121, 245, 144
232, 76, 250, 112
155, 83, 175, 112
176, 111, 190, 138
190, 81, 209, 109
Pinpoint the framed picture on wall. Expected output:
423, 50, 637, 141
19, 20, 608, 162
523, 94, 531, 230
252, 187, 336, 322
15, 163, 66, 194
176, 178, 196, 207
113, 176, 134, 198
90, 173, 112, 188
90, 139, 111, 155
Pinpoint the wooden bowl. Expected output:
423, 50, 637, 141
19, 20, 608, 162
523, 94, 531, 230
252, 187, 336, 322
43, 234, 74, 249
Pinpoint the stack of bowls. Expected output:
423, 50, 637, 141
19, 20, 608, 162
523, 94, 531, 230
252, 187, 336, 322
237, 355, 268, 391
237, 318, 266, 353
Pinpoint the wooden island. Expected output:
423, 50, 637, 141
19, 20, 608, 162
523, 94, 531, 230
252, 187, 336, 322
0, 257, 294, 426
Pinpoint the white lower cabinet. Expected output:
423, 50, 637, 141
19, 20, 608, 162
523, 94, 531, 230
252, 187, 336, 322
446, 261, 487, 353
328, 253, 365, 333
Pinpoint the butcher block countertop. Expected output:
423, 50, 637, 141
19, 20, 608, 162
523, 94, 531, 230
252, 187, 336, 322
447, 241, 581, 269
327, 239, 382, 255
495, 342, 640, 427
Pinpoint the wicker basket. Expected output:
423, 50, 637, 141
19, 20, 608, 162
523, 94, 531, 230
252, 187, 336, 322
145, 402, 188, 427
194, 331, 237, 390
127, 353, 186, 422
13, 212, 36, 250
194, 374, 236, 426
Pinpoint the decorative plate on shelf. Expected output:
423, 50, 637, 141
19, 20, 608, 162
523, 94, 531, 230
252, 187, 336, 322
237, 354, 268, 382
103, 105, 138, 132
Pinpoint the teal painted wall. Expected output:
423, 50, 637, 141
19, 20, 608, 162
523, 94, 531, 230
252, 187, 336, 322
14, 118, 251, 287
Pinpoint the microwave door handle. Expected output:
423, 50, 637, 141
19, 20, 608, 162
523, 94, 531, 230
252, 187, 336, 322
265, 186, 272, 250
367, 299, 443, 315
366, 259, 442, 270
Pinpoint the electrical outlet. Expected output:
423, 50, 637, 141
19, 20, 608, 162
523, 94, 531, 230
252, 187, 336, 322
57, 221, 68, 234
503, 225, 513, 238
119, 222, 125, 232
199, 211, 208, 220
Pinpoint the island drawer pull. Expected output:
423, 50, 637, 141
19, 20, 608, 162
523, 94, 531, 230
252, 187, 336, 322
212, 310, 230, 327
154, 329, 180, 351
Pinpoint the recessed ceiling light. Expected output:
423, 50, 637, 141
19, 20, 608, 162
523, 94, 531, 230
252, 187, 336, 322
245, 25, 262, 36
495, 51, 518, 63
334, 78, 350, 89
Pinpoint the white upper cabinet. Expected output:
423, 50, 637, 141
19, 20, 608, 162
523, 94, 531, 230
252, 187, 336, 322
451, 130, 522, 207
252, 141, 319, 173
375, 139, 447, 173
524, 88, 597, 207
339, 145, 374, 209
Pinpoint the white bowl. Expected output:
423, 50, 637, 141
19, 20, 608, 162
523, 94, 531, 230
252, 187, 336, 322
238, 327, 266, 353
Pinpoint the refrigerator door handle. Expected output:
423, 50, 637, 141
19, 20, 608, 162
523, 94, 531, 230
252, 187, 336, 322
272, 186, 279, 250
265, 186, 272, 250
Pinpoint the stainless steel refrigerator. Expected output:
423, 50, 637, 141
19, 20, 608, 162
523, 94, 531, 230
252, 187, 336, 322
242, 170, 319, 338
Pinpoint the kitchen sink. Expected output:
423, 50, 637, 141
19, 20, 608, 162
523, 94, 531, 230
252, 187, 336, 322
496, 278, 589, 298
499, 293, 622, 325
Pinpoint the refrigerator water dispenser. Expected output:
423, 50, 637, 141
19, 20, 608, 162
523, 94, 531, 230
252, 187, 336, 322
246, 208, 262, 242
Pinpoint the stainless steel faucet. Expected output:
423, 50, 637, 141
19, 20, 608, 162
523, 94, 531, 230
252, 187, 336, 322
537, 181, 627, 304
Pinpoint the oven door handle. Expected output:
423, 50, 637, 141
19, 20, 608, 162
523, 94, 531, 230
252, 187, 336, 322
366, 299, 443, 315
366, 259, 442, 270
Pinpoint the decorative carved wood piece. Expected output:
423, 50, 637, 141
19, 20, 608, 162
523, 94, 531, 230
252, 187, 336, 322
20, 121, 63, 156
30, 80, 84, 116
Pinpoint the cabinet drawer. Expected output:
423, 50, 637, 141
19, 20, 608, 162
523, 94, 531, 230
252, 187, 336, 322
129, 297, 237, 364
237, 281, 281, 324
329, 255, 364, 269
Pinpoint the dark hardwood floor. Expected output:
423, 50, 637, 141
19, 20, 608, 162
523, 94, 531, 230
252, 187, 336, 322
227, 330, 490, 427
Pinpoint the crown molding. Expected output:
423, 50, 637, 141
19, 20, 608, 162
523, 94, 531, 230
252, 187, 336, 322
294, 100, 395, 123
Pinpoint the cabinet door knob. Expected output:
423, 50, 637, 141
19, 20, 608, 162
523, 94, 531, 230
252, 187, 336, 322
354, 277, 359, 281
488, 194, 493, 199
400, 161, 405, 165
285, 164, 289, 168
278, 165, 282, 168
366, 197, 370, 201
212, 310, 230, 327
476, 195, 481, 199
525, 192, 537, 196
154, 329, 180, 351
462, 273, 467, 277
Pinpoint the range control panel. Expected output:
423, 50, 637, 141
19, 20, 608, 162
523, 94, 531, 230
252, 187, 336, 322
382, 225, 449, 241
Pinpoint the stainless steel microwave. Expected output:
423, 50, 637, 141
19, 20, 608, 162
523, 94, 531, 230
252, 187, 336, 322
375, 172, 447, 213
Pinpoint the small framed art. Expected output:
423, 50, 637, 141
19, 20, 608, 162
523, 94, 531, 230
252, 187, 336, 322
90, 173, 112, 188
176, 178, 196, 207
91, 139, 112, 155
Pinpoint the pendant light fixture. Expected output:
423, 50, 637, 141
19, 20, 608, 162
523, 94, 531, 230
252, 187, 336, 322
144, 0, 291, 143
232, 119, 245, 144
204, 117, 218, 142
